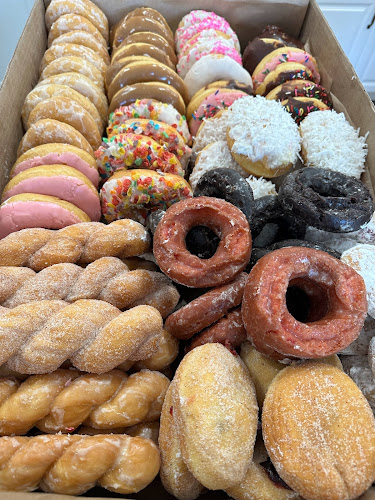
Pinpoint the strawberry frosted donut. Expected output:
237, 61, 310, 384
252, 47, 320, 90
95, 133, 184, 180
107, 99, 191, 145
153, 197, 252, 288
242, 247, 368, 360
101, 169, 193, 224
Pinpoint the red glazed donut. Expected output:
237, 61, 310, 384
153, 197, 251, 287
165, 272, 247, 338
242, 246, 367, 359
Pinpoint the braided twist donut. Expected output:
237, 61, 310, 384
0, 369, 169, 435
0, 434, 159, 495
0, 257, 179, 316
0, 219, 150, 270
0, 299, 163, 374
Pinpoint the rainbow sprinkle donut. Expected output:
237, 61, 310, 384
101, 169, 193, 224
107, 99, 191, 145
95, 133, 184, 180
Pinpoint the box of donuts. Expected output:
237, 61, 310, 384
1, 0, 375, 499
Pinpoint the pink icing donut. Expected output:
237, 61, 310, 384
253, 48, 320, 89
0, 194, 90, 239
190, 90, 247, 136
2, 166, 100, 221
12, 150, 99, 187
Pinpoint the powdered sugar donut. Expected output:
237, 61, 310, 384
107, 99, 190, 144
189, 141, 247, 190
1, 165, 100, 221
341, 244, 375, 319
95, 133, 183, 180
101, 169, 193, 224
184, 55, 252, 100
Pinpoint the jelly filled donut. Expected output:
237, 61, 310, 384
242, 246, 368, 359
153, 197, 252, 288
279, 167, 374, 232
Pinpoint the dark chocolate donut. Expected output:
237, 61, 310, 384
258, 25, 304, 49
193, 168, 255, 225
243, 37, 285, 74
279, 167, 374, 232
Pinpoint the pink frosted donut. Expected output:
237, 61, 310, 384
190, 90, 247, 136
178, 41, 242, 79
253, 48, 320, 90
0, 193, 90, 239
12, 144, 99, 187
1, 165, 100, 221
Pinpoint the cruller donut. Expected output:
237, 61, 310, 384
153, 196, 252, 288
242, 246, 368, 359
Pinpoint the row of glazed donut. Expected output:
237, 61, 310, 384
0, 0, 111, 238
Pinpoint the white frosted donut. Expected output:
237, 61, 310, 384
184, 55, 251, 99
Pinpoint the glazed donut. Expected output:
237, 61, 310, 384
165, 272, 247, 339
300, 110, 368, 178
242, 37, 285, 74
132, 328, 179, 372
262, 362, 375, 500
12, 144, 99, 187
17, 119, 94, 158
36, 73, 107, 126
242, 246, 368, 359
95, 133, 184, 180
110, 43, 174, 71
194, 168, 255, 224
40, 56, 105, 90
112, 16, 174, 50
107, 99, 190, 144
1, 165, 100, 221
105, 56, 159, 91
27, 96, 101, 150
279, 168, 374, 232
51, 31, 110, 65
0, 194, 90, 239
255, 62, 315, 96
106, 119, 191, 170
153, 197, 252, 287
226, 96, 300, 178
113, 31, 177, 66
101, 169, 193, 225
266, 80, 333, 107
282, 96, 329, 124
40, 43, 107, 78
107, 61, 188, 104
252, 47, 319, 90
184, 54, 252, 100
186, 307, 246, 353
48, 13, 107, 47
22, 83, 103, 134
341, 244, 375, 319
109, 82, 186, 116
45, 0, 109, 42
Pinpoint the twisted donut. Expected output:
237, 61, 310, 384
0, 369, 169, 435
0, 299, 163, 374
0, 257, 179, 316
0, 219, 150, 270
0, 434, 159, 495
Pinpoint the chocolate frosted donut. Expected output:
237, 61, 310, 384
282, 96, 329, 124
153, 197, 252, 287
256, 62, 315, 97
243, 37, 285, 75
194, 168, 255, 225
266, 80, 333, 107
259, 25, 304, 49
279, 167, 374, 232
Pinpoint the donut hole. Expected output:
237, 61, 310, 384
286, 277, 329, 323
185, 226, 220, 259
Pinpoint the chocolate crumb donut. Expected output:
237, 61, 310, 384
279, 167, 374, 232
194, 168, 255, 225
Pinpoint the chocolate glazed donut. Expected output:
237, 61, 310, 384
279, 167, 374, 232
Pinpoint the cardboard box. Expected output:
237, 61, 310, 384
0, 0, 374, 499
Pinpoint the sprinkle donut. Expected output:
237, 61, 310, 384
95, 133, 184, 180
101, 169, 193, 224
153, 197, 252, 288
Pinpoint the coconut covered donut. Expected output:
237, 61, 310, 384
184, 54, 252, 100
101, 169, 193, 224
48, 13, 107, 47
107, 99, 190, 144
227, 96, 300, 178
